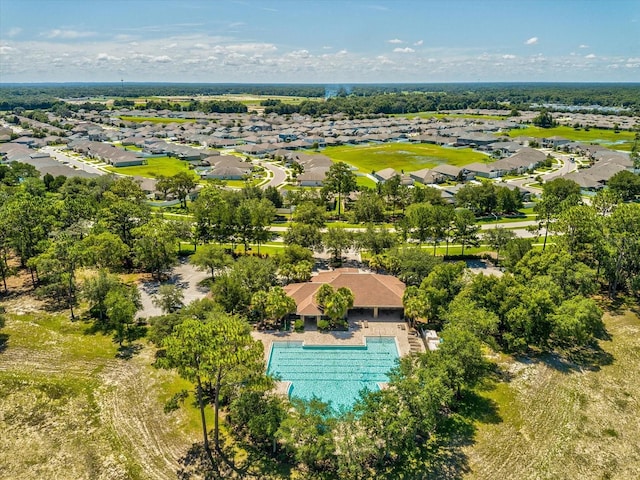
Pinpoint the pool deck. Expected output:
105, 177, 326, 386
252, 315, 425, 397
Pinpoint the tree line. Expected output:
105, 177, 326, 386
3, 83, 639, 115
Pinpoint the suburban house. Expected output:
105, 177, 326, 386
409, 134, 451, 146
456, 133, 498, 149
373, 167, 398, 183
409, 168, 444, 185
431, 164, 462, 180
297, 168, 328, 187
290, 153, 334, 186
488, 141, 523, 157
542, 136, 571, 149
69, 140, 145, 167
466, 147, 545, 178
564, 152, 633, 191
284, 269, 406, 324
199, 155, 253, 180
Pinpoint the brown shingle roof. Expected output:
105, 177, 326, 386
283, 269, 406, 316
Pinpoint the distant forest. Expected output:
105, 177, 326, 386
1, 82, 639, 115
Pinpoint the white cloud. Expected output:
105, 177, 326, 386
6, 27, 22, 37
228, 22, 246, 28
388, 38, 403, 44
585, 54, 596, 59
1, 31, 635, 83
43, 29, 96, 40
151, 55, 172, 63
287, 49, 311, 59
525, 37, 538, 45
414, 40, 423, 46
97, 52, 120, 61
225, 43, 277, 54
579, 44, 589, 49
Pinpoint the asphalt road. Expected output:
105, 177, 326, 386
507, 149, 576, 192
259, 161, 288, 189
41, 145, 107, 176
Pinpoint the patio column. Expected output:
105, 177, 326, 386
373, 307, 379, 318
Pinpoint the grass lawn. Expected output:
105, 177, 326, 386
118, 116, 195, 124
223, 178, 262, 188
505, 125, 636, 149
122, 145, 143, 152
356, 175, 377, 189
105, 156, 198, 179
465, 305, 640, 479
321, 143, 490, 174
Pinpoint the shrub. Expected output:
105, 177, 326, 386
317, 319, 330, 331
294, 319, 304, 332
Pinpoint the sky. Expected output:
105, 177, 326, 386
1, 0, 639, 83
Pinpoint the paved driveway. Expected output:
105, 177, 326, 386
136, 259, 210, 318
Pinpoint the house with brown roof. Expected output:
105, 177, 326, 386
284, 268, 406, 323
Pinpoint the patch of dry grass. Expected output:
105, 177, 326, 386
465, 307, 640, 480
0, 311, 200, 480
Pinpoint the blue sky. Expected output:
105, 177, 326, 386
1, 0, 639, 83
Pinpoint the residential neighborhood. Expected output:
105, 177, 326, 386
2, 107, 637, 201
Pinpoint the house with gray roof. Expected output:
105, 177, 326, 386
431, 164, 462, 180
564, 152, 632, 191
297, 168, 328, 187
200, 154, 254, 180
373, 167, 398, 183
409, 168, 444, 185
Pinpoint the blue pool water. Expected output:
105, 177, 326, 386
267, 337, 399, 410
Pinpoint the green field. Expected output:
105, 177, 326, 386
321, 143, 490, 174
505, 125, 636, 150
105, 156, 198, 179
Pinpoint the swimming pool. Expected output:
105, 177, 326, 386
266, 337, 399, 410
